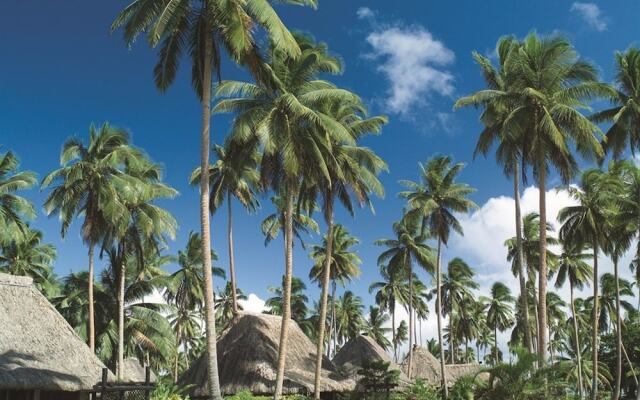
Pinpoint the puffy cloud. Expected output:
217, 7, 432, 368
570, 2, 607, 31
356, 7, 375, 20
239, 293, 267, 313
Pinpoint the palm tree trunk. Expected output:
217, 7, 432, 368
570, 280, 584, 399
174, 352, 180, 383
391, 301, 396, 362
450, 307, 455, 364
613, 257, 622, 400
514, 160, 533, 354
436, 238, 448, 398
117, 257, 126, 381
591, 241, 600, 400
419, 317, 423, 347
494, 325, 498, 365
88, 245, 95, 352
199, 29, 223, 400
227, 193, 238, 315
537, 160, 549, 364
313, 204, 334, 399
407, 265, 414, 379
274, 187, 294, 400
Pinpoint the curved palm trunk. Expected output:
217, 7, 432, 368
117, 256, 126, 380
591, 242, 600, 400
313, 204, 334, 399
436, 239, 448, 398
407, 266, 414, 379
274, 187, 294, 400
391, 299, 396, 362
227, 193, 238, 314
537, 161, 549, 364
514, 160, 533, 354
613, 257, 622, 400
199, 30, 222, 400
88, 245, 95, 352
570, 280, 584, 399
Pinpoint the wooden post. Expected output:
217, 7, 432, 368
144, 366, 151, 400
101, 368, 108, 398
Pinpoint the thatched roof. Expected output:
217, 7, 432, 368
402, 347, 482, 387
0, 273, 113, 392
332, 335, 409, 384
180, 312, 354, 396
122, 358, 156, 383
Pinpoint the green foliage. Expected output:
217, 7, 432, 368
151, 380, 190, 400
401, 379, 439, 400
357, 360, 400, 388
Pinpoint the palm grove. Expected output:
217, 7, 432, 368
0, 3, 640, 400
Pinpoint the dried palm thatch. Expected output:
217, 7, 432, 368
180, 312, 354, 397
402, 347, 483, 386
332, 335, 409, 384
445, 363, 485, 383
121, 358, 156, 383
0, 273, 113, 391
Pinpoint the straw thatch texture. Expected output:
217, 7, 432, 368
121, 358, 156, 383
402, 347, 482, 387
180, 312, 354, 396
0, 273, 112, 391
445, 363, 485, 383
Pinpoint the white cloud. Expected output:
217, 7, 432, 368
365, 26, 454, 115
239, 293, 267, 313
570, 2, 607, 31
356, 7, 375, 20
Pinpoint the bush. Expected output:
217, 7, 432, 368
401, 379, 439, 400
151, 381, 190, 400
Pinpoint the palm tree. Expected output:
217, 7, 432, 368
191, 141, 259, 315
375, 216, 435, 378
42, 124, 140, 352
441, 258, 479, 363
365, 306, 392, 351
334, 290, 365, 347
0, 150, 36, 242
260, 194, 319, 248
309, 224, 362, 359
168, 305, 202, 382
555, 241, 592, 398
399, 155, 476, 395
0, 227, 56, 291
215, 281, 247, 328
484, 282, 515, 365
266, 276, 309, 323
559, 168, 618, 397
455, 36, 536, 354
394, 320, 408, 355
591, 48, 640, 158
111, 1, 315, 397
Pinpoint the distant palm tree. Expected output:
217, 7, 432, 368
555, 241, 592, 398
0, 227, 56, 291
376, 216, 435, 377
191, 142, 259, 315
394, 320, 408, 355
400, 155, 476, 395
484, 282, 515, 365
266, 276, 309, 323
215, 282, 247, 328
0, 150, 36, 242
335, 290, 365, 347
260, 194, 319, 248
366, 306, 392, 351
168, 305, 202, 382
111, 1, 314, 396
42, 124, 138, 352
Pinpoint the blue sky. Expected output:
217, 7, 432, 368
1, 1, 639, 341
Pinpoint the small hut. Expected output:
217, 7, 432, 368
402, 346, 482, 387
180, 312, 354, 397
332, 335, 409, 385
0, 273, 113, 400
121, 358, 156, 383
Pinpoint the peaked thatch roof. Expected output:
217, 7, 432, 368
180, 312, 354, 396
402, 347, 482, 387
332, 335, 409, 384
122, 358, 156, 383
0, 273, 113, 392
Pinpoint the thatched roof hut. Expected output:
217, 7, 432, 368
402, 346, 482, 387
121, 358, 156, 383
0, 273, 112, 399
332, 335, 409, 384
180, 312, 354, 397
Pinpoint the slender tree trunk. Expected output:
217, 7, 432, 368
450, 305, 455, 364
419, 317, 423, 347
274, 187, 295, 400
613, 257, 622, 400
117, 257, 126, 381
514, 161, 533, 354
537, 161, 549, 364
392, 302, 396, 363
313, 203, 334, 399
332, 281, 337, 358
494, 325, 498, 365
407, 266, 414, 379
88, 245, 95, 352
227, 193, 239, 314
174, 352, 180, 383
199, 28, 222, 400
591, 242, 600, 400
436, 239, 448, 397
570, 280, 584, 399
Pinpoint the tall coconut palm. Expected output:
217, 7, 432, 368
334, 290, 365, 346
484, 282, 515, 365
555, 241, 592, 398
617, 162, 640, 307
0, 150, 36, 243
455, 36, 536, 354
111, 1, 314, 396
42, 124, 138, 352
365, 306, 392, 351
375, 215, 435, 378
214, 34, 366, 398
191, 141, 259, 314
559, 168, 619, 397
309, 224, 361, 359
266, 276, 309, 323
215, 282, 247, 328
399, 155, 476, 396
0, 227, 56, 289
260, 194, 319, 248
